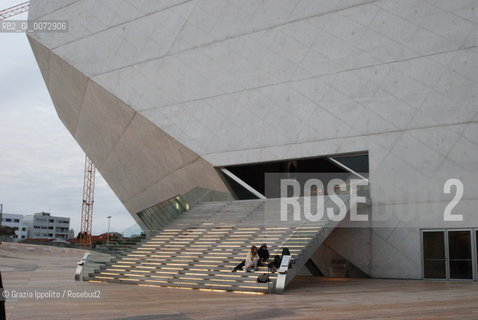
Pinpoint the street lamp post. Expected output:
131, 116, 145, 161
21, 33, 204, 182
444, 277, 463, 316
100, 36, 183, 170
106, 216, 112, 249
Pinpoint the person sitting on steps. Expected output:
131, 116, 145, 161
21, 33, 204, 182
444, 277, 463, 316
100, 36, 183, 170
244, 245, 259, 272
257, 243, 270, 266
268, 248, 290, 273
232, 245, 259, 272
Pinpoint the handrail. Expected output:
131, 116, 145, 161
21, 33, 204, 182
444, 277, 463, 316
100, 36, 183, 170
275, 255, 291, 294
75, 252, 90, 281
270, 196, 331, 294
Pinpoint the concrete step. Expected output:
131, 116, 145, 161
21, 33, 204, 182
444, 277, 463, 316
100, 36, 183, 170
90, 199, 331, 293
93, 270, 276, 283
91, 277, 271, 293
91, 270, 274, 293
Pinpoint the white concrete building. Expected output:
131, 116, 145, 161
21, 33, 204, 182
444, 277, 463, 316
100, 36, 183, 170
0, 213, 28, 242
23, 212, 70, 240
27, 0, 478, 281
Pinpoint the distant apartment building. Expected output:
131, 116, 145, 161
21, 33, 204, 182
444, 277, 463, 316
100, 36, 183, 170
24, 212, 70, 239
0, 213, 29, 242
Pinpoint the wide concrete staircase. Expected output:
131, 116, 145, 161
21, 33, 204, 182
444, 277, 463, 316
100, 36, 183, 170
89, 197, 349, 294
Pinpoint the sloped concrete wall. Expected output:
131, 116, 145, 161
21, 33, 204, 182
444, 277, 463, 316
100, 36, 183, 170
28, 37, 229, 226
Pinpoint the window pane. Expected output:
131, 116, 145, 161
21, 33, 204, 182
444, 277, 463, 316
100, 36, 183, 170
424, 260, 446, 279
449, 231, 471, 259
423, 232, 445, 259
449, 261, 473, 280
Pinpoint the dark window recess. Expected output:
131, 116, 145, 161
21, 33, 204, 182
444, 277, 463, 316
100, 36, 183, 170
220, 172, 258, 200
423, 231, 446, 279
221, 153, 368, 199
332, 154, 369, 173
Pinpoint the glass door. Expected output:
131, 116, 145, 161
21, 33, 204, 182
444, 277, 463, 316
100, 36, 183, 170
448, 230, 473, 280
423, 231, 446, 279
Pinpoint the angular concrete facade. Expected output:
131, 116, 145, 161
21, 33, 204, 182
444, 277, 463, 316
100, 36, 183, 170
27, 36, 229, 224
29, 0, 478, 280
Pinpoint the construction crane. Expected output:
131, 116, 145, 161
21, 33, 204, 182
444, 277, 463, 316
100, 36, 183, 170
0, 1, 29, 20
80, 156, 96, 247
2, 1, 98, 247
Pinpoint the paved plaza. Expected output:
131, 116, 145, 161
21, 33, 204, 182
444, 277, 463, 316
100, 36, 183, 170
1, 243, 478, 320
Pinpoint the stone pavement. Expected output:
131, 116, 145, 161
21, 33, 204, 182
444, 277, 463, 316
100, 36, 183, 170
1, 243, 478, 320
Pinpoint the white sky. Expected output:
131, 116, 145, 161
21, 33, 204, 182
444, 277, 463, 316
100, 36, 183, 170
0, 2, 135, 235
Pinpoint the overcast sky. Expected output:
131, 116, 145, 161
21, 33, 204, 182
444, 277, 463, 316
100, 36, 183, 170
0, 3, 135, 235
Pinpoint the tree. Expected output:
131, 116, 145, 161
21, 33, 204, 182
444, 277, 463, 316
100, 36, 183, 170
0, 226, 15, 238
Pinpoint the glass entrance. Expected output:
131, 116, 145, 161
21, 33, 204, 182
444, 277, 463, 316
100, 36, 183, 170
422, 229, 477, 280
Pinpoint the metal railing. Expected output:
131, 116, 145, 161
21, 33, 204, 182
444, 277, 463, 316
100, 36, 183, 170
75, 252, 90, 281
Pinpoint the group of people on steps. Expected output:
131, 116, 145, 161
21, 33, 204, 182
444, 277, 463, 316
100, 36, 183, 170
232, 244, 290, 273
